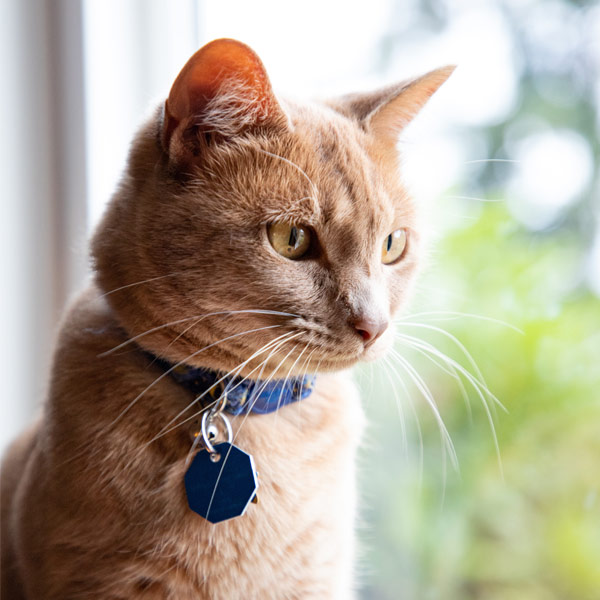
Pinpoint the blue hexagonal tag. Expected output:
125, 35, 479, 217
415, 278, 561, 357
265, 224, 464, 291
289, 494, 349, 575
184, 442, 259, 524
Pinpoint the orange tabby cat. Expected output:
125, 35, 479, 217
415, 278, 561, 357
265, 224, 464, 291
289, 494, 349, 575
1, 39, 452, 599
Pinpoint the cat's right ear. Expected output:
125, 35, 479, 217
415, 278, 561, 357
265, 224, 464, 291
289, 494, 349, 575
161, 38, 288, 168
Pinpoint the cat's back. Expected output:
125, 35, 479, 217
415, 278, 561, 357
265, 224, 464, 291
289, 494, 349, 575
1, 419, 39, 600
0, 287, 130, 599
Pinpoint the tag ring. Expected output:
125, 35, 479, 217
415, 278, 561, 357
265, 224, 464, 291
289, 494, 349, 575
201, 410, 233, 454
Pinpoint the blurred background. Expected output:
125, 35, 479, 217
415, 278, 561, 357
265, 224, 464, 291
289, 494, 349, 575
1, 0, 598, 598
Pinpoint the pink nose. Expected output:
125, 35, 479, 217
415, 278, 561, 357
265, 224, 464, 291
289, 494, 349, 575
350, 315, 389, 344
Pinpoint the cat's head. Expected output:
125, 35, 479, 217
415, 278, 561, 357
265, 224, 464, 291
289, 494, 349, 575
92, 39, 453, 377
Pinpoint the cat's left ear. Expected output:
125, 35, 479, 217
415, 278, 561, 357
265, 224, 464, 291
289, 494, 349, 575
337, 66, 455, 148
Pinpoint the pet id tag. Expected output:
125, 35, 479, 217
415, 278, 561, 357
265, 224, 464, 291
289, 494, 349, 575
184, 411, 258, 524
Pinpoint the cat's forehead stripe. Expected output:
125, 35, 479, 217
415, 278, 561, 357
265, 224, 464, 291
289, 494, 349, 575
313, 138, 391, 241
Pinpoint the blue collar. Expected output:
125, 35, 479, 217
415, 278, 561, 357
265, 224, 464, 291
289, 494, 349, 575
155, 358, 316, 415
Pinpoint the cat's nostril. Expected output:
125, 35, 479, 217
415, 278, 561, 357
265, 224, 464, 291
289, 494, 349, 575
350, 316, 389, 345
356, 328, 372, 342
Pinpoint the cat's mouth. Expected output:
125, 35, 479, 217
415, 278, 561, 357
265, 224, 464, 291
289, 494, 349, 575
277, 326, 394, 373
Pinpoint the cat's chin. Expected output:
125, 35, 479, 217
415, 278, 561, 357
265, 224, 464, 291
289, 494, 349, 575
360, 346, 388, 363
309, 338, 394, 373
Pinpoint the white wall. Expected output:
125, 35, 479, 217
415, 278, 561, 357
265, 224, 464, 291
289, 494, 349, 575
84, 0, 200, 227
0, 0, 87, 452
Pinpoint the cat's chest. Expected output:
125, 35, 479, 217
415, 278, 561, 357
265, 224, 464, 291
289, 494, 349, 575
44, 300, 364, 598
150, 376, 363, 598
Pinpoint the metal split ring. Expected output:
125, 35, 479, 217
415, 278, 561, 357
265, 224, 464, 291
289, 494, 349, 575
201, 410, 233, 454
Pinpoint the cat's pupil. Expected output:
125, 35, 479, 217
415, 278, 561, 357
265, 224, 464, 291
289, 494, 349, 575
386, 234, 393, 252
267, 222, 310, 259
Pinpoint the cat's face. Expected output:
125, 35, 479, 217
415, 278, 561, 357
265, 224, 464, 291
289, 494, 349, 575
92, 39, 452, 378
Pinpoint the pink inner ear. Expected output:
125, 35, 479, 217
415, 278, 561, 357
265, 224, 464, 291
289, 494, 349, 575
163, 38, 279, 143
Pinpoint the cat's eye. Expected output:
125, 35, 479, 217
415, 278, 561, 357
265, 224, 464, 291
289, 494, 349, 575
381, 229, 408, 265
267, 223, 311, 260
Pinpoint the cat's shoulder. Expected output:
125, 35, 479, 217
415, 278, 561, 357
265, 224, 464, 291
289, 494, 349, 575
53, 284, 129, 361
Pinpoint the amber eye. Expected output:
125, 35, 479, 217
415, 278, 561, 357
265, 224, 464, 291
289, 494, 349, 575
381, 229, 408, 265
267, 223, 311, 260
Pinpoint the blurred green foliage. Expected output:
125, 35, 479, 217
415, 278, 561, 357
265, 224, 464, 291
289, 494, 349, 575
359, 204, 600, 599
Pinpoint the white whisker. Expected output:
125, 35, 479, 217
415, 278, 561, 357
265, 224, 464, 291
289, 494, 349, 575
104, 324, 285, 431
150, 332, 301, 447
397, 310, 523, 334
388, 350, 458, 470
380, 356, 408, 456
204, 340, 295, 520
444, 195, 503, 203
100, 270, 203, 297
462, 158, 519, 165
273, 342, 310, 421
120, 332, 300, 475
394, 331, 504, 476
256, 148, 319, 200
395, 322, 506, 412
100, 309, 299, 357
